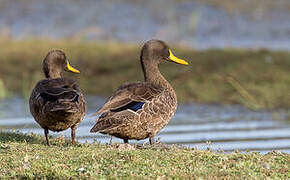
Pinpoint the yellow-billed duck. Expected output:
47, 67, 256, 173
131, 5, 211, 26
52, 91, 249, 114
90, 39, 188, 144
29, 50, 86, 146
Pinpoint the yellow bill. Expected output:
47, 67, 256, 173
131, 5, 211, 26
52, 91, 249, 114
66, 60, 80, 73
169, 49, 188, 65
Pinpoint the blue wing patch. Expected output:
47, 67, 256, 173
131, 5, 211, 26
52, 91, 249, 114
129, 102, 145, 111
112, 101, 145, 112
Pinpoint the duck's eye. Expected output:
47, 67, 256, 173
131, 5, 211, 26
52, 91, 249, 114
163, 48, 170, 58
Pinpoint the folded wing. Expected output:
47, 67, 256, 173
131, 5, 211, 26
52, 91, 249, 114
94, 82, 161, 115
31, 78, 82, 113
90, 82, 162, 133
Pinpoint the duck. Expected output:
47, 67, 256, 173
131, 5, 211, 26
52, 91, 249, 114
29, 50, 86, 146
90, 39, 188, 144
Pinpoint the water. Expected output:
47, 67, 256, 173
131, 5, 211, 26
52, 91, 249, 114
0, 96, 289, 153
1, 0, 290, 50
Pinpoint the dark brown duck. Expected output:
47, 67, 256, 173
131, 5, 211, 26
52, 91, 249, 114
29, 50, 86, 146
90, 39, 188, 144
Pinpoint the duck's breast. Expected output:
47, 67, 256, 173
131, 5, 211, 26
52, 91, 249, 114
136, 88, 177, 135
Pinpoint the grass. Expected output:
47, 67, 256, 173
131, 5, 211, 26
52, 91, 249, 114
1, 37, 290, 109
0, 131, 289, 179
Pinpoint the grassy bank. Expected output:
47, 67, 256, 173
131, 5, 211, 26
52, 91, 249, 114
0, 132, 289, 179
0, 38, 290, 109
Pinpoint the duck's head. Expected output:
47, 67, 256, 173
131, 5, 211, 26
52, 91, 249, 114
42, 50, 80, 79
140, 39, 188, 66
140, 40, 188, 82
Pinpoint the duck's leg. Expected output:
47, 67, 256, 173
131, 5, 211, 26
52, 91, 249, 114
149, 136, 154, 145
44, 128, 50, 146
123, 139, 128, 143
71, 125, 77, 145
110, 136, 113, 145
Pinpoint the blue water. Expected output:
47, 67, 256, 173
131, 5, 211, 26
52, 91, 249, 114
1, 0, 290, 50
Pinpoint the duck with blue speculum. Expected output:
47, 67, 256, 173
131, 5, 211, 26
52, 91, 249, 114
90, 39, 188, 144
29, 50, 86, 146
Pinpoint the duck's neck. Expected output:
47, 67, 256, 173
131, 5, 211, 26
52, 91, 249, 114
141, 59, 170, 88
45, 70, 62, 79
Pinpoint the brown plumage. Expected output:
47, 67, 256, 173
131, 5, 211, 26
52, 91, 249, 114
90, 39, 188, 144
29, 50, 86, 146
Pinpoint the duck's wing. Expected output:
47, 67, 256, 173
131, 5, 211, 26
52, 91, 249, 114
94, 82, 162, 115
91, 82, 163, 134
30, 78, 84, 113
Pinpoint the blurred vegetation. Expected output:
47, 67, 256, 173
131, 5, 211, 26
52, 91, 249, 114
0, 37, 290, 109
0, 131, 289, 179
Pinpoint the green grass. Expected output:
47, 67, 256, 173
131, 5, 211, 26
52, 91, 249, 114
0, 132, 289, 179
1, 37, 290, 109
